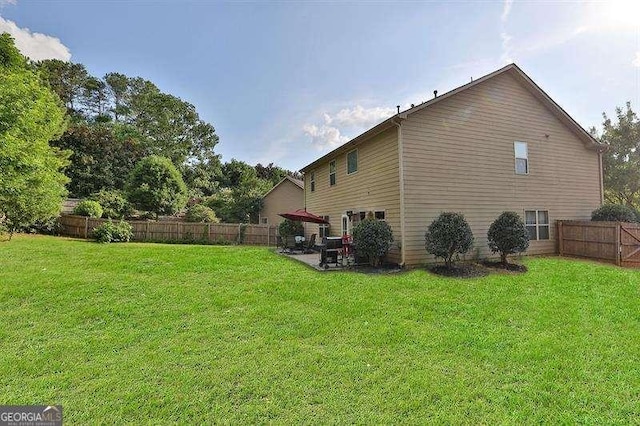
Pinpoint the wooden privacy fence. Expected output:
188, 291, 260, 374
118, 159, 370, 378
557, 220, 640, 267
58, 214, 278, 246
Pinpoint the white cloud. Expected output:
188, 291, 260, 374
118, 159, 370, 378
303, 123, 349, 151
501, 0, 513, 23
325, 105, 396, 127
302, 105, 396, 152
500, 31, 513, 64
633, 52, 640, 68
0, 16, 71, 61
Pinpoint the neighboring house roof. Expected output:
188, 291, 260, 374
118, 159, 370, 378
300, 63, 605, 173
262, 175, 304, 198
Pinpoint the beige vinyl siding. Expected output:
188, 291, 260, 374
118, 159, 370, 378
304, 127, 402, 263
401, 71, 601, 266
259, 180, 304, 227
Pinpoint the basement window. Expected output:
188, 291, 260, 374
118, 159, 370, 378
525, 210, 549, 240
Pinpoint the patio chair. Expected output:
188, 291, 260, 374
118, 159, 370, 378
283, 235, 297, 253
304, 234, 317, 253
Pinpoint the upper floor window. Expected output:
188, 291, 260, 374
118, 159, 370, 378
347, 149, 358, 174
329, 160, 336, 186
514, 141, 528, 174
525, 210, 549, 240
310, 172, 315, 192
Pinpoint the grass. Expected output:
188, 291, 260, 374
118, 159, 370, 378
1, 235, 639, 424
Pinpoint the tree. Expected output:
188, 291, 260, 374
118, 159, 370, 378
52, 122, 144, 197
126, 156, 188, 217
0, 34, 69, 238
36, 59, 89, 118
487, 211, 530, 264
89, 189, 132, 219
425, 212, 474, 268
184, 204, 219, 223
593, 103, 640, 207
352, 218, 394, 267
591, 204, 638, 222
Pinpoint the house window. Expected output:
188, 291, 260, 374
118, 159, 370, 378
347, 149, 358, 174
261, 217, 268, 224
310, 172, 315, 192
319, 216, 330, 239
341, 214, 349, 236
374, 211, 386, 220
514, 141, 528, 175
525, 210, 549, 240
329, 161, 336, 186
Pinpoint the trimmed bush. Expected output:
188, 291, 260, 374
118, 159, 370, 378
425, 212, 474, 268
184, 204, 219, 223
487, 211, 530, 264
352, 218, 394, 267
591, 204, 638, 222
73, 200, 103, 218
92, 220, 133, 243
89, 190, 132, 219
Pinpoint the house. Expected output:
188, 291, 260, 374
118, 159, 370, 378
258, 175, 304, 226
300, 63, 605, 267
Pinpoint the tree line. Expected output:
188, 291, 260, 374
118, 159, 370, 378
0, 33, 301, 234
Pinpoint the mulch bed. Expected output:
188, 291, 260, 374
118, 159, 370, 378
481, 260, 528, 273
428, 263, 489, 278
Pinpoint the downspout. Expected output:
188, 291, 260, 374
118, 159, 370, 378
391, 117, 406, 267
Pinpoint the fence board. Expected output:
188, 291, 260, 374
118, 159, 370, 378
57, 214, 278, 246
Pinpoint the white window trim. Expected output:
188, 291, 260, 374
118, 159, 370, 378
346, 149, 358, 175
319, 215, 330, 238
524, 209, 550, 241
514, 141, 529, 175
374, 210, 386, 221
310, 171, 316, 192
341, 214, 350, 236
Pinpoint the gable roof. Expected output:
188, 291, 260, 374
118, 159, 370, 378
262, 175, 304, 198
300, 63, 605, 173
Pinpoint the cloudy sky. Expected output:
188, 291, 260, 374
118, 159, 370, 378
1, 0, 639, 170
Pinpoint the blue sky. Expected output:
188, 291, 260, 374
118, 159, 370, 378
1, 0, 639, 171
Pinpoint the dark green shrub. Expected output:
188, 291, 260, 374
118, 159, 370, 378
92, 220, 133, 243
278, 219, 303, 238
352, 218, 394, 267
425, 212, 474, 268
89, 190, 132, 219
487, 211, 530, 264
591, 204, 637, 222
184, 204, 219, 223
126, 155, 188, 218
73, 200, 103, 218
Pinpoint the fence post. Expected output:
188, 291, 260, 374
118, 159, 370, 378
84, 217, 89, 239
557, 221, 564, 256
145, 222, 149, 241
208, 223, 212, 243
616, 222, 621, 266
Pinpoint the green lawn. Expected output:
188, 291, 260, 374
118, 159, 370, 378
1, 235, 639, 424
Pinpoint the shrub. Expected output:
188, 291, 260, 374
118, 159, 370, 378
126, 155, 188, 218
278, 219, 303, 248
73, 200, 103, 218
352, 218, 394, 267
425, 212, 474, 268
89, 190, 132, 219
487, 211, 530, 264
184, 204, 219, 223
92, 220, 133, 243
591, 204, 638, 222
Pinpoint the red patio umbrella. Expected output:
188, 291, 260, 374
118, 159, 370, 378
279, 209, 329, 224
